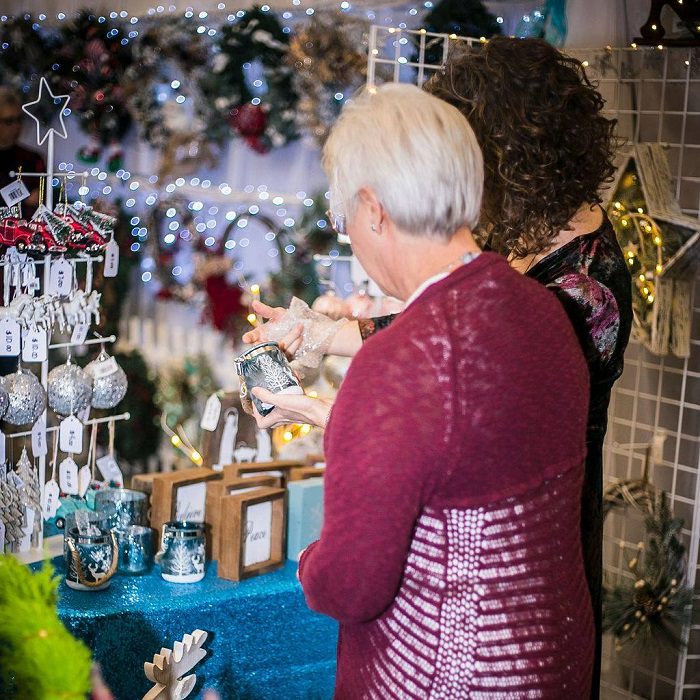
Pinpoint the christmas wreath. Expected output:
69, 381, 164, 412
201, 6, 298, 153
288, 13, 369, 146
0, 16, 56, 121
51, 11, 134, 171
123, 16, 217, 178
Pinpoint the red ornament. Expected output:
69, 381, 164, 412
229, 103, 267, 138
203, 275, 244, 332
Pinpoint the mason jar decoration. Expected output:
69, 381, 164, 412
155, 521, 206, 584
64, 527, 118, 591
114, 525, 154, 575
94, 488, 148, 529
235, 341, 303, 416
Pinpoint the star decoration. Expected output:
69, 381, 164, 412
21, 76, 70, 146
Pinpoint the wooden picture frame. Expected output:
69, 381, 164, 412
150, 468, 222, 543
218, 487, 287, 582
206, 475, 281, 561
288, 466, 326, 482
223, 460, 305, 488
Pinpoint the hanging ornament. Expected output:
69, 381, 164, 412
15, 447, 42, 542
84, 349, 128, 409
47, 360, 93, 418
3, 368, 46, 426
0, 378, 9, 420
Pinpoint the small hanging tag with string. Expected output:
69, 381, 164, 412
59, 455, 79, 496
32, 414, 47, 457
22, 326, 48, 363
96, 418, 123, 486
43, 433, 61, 519
60, 415, 83, 454
78, 423, 97, 498
104, 236, 119, 278
48, 257, 73, 297
0, 180, 29, 208
0, 429, 5, 465
0, 317, 21, 357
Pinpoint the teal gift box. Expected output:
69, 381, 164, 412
286, 478, 324, 561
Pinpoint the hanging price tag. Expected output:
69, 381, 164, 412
0, 429, 5, 465
59, 457, 79, 496
22, 327, 48, 363
0, 317, 20, 356
31, 418, 47, 457
78, 465, 92, 498
0, 180, 30, 207
103, 238, 120, 278
200, 393, 222, 432
70, 323, 90, 345
90, 356, 118, 379
48, 259, 73, 297
96, 455, 123, 485
43, 479, 61, 520
59, 416, 84, 454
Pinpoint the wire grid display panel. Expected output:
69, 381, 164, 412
367, 31, 700, 700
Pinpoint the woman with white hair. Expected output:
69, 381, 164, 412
257, 83, 594, 697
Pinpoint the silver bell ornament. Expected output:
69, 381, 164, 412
4, 368, 47, 425
84, 350, 128, 409
48, 360, 93, 417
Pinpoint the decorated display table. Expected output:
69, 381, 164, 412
48, 556, 337, 699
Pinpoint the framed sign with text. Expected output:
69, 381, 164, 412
150, 468, 222, 541
218, 487, 286, 582
206, 474, 281, 561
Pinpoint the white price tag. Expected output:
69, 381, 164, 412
90, 356, 118, 379
0, 317, 20, 356
59, 457, 79, 496
22, 328, 47, 363
103, 239, 119, 278
70, 323, 90, 345
31, 417, 47, 457
0, 520, 5, 552
59, 416, 84, 454
78, 465, 92, 497
0, 180, 30, 207
96, 455, 123, 485
43, 479, 61, 520
48, 259, 73, 297
200, 393, 222, 432
19, 507, 34, 552
0, 430, 5, 464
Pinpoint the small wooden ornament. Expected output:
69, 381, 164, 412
218, 487, 286, 582
205, 475, 281, 561
288, 466, 326, 482
143, 629, 208, 700
223, 459, 305, 488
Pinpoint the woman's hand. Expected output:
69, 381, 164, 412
242, 301, 304, 359
251, 387, 333, 429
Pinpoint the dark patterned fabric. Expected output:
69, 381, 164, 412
526, 215, 632, 700
358, 314, 396, 341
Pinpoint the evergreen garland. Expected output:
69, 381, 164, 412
604, 491, 693, 651
0, 556, 92, 700
201, 6, 298, 153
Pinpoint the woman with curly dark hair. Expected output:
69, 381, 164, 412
243, 37, 632, 698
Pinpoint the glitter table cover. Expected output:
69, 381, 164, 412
45, 557, 337, 699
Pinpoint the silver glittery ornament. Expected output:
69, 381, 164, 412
0, 377, 9, 419
48, 360, 93, 417
84, 350, 128, 409
3, 369, 46, 426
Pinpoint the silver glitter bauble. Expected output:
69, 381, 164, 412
84, 350, 128, 409
48, 361, 93, 417
0, 377, 9, 419
3, 369, 47, 426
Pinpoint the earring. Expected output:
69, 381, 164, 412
371, 224, 378, 232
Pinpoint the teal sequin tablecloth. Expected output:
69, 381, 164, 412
52, 558, 338, 700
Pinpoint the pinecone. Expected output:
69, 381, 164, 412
633, 589, 659, 616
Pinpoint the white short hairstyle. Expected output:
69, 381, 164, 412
323, 82, 483, 239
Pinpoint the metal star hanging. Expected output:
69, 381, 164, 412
21, 76, 70, 146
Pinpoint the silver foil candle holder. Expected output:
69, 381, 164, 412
64, 526, 118, 591
94, 488, 148, 529
114, 525, 154, 575
156, 521, 206, 584
235, 341, 303, 417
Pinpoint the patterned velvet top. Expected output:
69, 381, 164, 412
299, 253, 594, 698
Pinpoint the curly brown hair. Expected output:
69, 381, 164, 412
425, 37, 618, 259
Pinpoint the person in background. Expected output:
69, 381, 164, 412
253, 82, 594, 698
0, 86, 45, 210
245, 38, 631, 699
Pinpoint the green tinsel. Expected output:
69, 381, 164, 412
0, 556, 92, 700
603, 491, 693, 651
